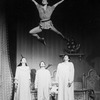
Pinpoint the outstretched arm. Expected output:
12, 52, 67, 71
32, 0, 38, 5
53, 0, 64, 8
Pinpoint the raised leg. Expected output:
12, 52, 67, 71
50, 25, 65, 39
29, 26, 46, 45
29, 26, 42, 39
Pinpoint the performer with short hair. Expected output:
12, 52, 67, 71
56, 55, 75, 100
29, 0, 65, 45
35, 61, 51, 100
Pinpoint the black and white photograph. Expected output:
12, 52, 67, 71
0, 0, 100, 100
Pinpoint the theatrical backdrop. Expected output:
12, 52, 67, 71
0, 0, 100, 100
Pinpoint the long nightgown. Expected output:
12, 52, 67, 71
56, 61, 74, 100
14, 65, 31, 100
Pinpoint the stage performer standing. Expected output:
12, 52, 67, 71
14, 57, 31, 100
56, 54, 75, 100
35, 61, 51, 100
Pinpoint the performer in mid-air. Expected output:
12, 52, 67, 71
29, 0, 65, 45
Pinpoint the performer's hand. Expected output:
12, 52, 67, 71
68, 83, 71, 87
15, 83, 18, 88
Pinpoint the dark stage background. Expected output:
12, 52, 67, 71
5, 0, 100, 90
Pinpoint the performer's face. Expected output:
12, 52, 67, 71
40, 61, 45, 67
42, 0, 48, 5
64, 55, 69, 61
21, 58, 27, 63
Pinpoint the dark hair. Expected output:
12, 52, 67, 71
39, 61, 45, 67
18, 58, 28, 66
18, 63, 27, 66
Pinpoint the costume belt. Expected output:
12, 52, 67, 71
39, 19, 52, 29
40, 19, 51, 22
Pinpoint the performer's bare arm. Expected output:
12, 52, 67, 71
32, 0, 38, 5
53, 0, 64, 7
